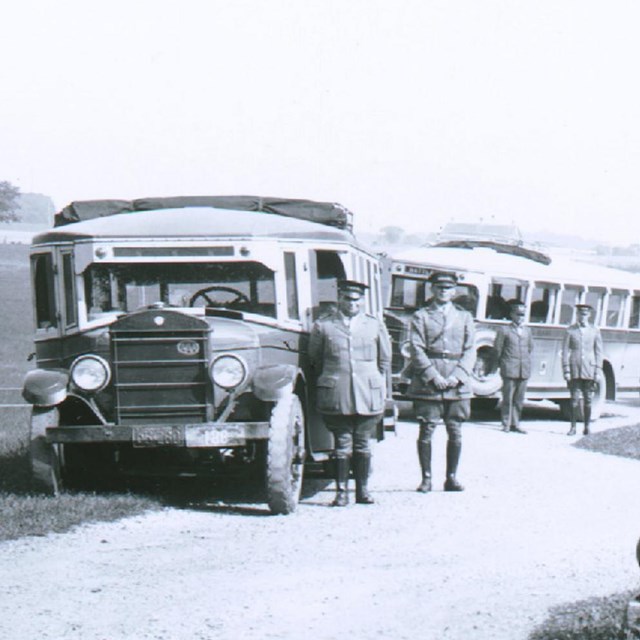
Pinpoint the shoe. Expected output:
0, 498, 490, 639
355, 493, 375, 505
583, 427, 590, 436
567, 427, 576, 436
510, 426, 527, 434
444, 477, 464, 492
332, 490, 348, 507
416, 477, 432, 493
501, 425, 510, 433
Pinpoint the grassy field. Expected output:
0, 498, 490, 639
0, 244, 160, 542
0, 243, 34, 387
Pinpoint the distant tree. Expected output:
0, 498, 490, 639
380, 225, 405, 244
0, 181, 21, 222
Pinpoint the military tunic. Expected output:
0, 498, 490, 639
308, 310, 391, 416
407, 301, 476, 400
562, 324, 603, 380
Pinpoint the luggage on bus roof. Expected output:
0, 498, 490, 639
54, 196, 353, 232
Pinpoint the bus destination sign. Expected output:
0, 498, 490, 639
405, 265, 432, 276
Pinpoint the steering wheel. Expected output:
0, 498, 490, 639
189, 285, 251, 308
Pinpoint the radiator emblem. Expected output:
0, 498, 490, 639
177, 340, 200, 356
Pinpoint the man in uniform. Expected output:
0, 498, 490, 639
493, 299, 533, 434
308, 279, 391, 507
562, 303, 603, 436
408, 271, 476, 492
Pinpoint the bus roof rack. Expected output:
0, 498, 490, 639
433, 240, 552, 265
433, 222, 551, 265
54, 196, 354, 232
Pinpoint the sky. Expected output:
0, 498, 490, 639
2, 1, 640, 244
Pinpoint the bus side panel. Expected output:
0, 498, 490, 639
527, 325, 563, 397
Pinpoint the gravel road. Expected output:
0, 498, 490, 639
1, 400, 640, 640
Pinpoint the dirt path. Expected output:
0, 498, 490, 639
1, 401, 640, 640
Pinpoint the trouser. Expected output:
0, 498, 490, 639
500, 377, 528, 428
323, 414, 380, 503
413, 399, 469, 479
569, 378, 595, 427
323, 414, 380, 458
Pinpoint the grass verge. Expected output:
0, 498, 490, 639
529, 424, 640, 639
0, 406, 162, 542
0, 492, 160, 542
528, 591, 635, 640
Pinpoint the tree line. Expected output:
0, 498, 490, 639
0, 180, 20, 223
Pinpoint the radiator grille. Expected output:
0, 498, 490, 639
110, 311, 210, 425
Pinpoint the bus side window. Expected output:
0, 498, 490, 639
605, 290, 625, 328
284, 252, 300, 320
33, 253, 58, 329
630, 295, 640, 329
530, 300, 549, 323
486, 295, 509, 320
585, 288, 605, 325
530, 284, 558, 324
486, 279, 526, 320
559, 285, 582, 324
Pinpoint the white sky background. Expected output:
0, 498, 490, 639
2, 1, 640, 244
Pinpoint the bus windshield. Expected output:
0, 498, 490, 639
389, 276, 479, 316
84, 261, 276, 319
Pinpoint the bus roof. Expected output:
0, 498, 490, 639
53, 196, 352, 230
392, 244, 640, 290
32, 206, 357, 246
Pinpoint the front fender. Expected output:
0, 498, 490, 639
22, 369, 69, 408
253, 364, 298, 402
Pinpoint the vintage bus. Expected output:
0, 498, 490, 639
384, 234, 640, 420
21, 196, 392, 514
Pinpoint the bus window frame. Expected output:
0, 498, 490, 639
603, 288, 628, 329
528, 281, 561, 325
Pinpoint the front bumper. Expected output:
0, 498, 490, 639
47, 422, 270, 448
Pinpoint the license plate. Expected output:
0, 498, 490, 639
132, 425, 184, 448
184, 425, 245, 447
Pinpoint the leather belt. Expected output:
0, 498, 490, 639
426, 351, 462, 360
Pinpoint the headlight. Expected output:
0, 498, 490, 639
400, 341, 412, 358
211, 354, 247, 390
70, 355, 111, 392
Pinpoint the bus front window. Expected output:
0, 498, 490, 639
84, 262, 276, 319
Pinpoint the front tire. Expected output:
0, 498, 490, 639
29, 407, 62, 495
266, 394, 306, 515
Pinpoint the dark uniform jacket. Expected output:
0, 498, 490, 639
562, 324, 603, 380
308, 310, 391, 416
407, 301, 476, 400
493, 323, 534, 379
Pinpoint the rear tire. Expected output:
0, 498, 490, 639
266, 394, 306, 515
29, 407, 62, 495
